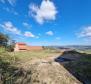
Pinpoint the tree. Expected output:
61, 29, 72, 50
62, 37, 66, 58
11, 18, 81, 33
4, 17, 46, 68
0, 33, 9, 47
0, 32, 15, 51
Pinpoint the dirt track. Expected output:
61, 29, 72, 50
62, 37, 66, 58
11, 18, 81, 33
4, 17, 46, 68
15, 53, 82, 84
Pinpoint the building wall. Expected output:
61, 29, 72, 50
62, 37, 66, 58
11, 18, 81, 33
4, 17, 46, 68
27, 46, 43, 51
14, 43, 27, 51
14, 44, 19, 51
14, 43, 43, 51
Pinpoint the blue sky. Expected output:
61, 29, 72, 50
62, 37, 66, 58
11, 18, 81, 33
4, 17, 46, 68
0, 0, 91, 46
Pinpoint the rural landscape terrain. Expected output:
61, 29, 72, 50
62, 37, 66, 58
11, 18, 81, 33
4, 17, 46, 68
0, 0, 91, 84
0, 32, 91, 84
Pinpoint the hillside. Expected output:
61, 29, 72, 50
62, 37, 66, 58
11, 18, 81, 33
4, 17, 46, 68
0, 49, 82, 84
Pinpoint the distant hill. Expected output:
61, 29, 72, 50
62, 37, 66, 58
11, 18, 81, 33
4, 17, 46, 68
63, 45, 91, 50
44, 45, 91, 51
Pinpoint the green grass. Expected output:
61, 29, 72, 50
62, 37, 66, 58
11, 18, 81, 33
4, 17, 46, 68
0, 48, 61, 84
0, 52, 19, 84
76, 49, 91, 54
0, 48, 61, 64
8, 49, 60, 63
83, 50, 91, 54
0, 47, 6, 53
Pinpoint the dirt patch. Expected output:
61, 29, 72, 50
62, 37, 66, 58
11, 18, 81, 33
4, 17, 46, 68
1, 51, 82, 84
14, 52, 82, 84
15, 61, 81, 84
28, 62, 81, 84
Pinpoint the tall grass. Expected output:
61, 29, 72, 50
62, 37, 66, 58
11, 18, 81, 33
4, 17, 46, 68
0, 51, 19, 84
0, 47, 6, 53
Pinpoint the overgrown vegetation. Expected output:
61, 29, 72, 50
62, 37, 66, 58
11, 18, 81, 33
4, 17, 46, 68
0, 33, 9, 47
0, 32, 15, 52
0, 49, 61, 84
63, 51, 91, 84
0, 52, 19, 84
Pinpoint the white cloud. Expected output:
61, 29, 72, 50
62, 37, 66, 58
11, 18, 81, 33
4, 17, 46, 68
0, 0, 16, 6
23, 22, 31, 28
46, 31, 54, 36
79, 26, 91, 38
0, 21, 21, 35
29, 0, 57, 24
24, 31, 35, 38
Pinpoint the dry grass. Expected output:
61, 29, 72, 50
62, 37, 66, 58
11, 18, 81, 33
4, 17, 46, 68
8, 49, 61, 65
0, 49, 61, 84
0, 49, 81, 84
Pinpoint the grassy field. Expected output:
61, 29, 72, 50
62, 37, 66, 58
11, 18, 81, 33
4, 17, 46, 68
76, 49, 91, 54
0, 47, 6, 53
83, 50, 91, 54
0, 48, 61, 83
0, 49, 61, 65
9, 49, 61, 63
0, 48, 91, 84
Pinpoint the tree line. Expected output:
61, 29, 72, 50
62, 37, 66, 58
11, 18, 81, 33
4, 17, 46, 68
0, 32, 15, 52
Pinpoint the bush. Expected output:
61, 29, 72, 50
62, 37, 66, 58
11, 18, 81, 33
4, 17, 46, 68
6, 45, 14, 52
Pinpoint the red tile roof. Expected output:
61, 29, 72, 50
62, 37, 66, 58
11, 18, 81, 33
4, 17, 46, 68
16, 42, 26, 45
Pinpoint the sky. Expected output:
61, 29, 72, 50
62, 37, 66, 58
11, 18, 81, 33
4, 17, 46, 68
0, 0, 91, 46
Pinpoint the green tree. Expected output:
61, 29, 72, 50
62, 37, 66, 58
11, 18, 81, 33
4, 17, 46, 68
0, 32, 15, 52
0, 33, 9, 47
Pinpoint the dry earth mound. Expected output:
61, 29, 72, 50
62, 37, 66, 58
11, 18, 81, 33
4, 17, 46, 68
21, 61, 81, 84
